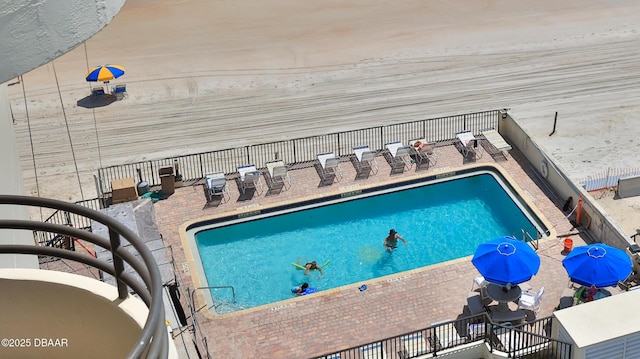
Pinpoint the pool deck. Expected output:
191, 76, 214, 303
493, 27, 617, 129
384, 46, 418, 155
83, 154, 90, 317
154, 143, 611, 358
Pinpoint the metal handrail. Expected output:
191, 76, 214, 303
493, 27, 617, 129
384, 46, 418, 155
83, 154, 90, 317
186, 287, 211, 359
191, 286, 237, 313
0, 195, 167, 359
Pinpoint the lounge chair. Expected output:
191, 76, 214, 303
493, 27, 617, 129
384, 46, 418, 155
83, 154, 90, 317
409, 138, 438, 166
455, 130, 482, 160
385, 141, 413, 171
399, 333, 429, 358
360, 342, 387, 359
237, 164, 264, 194
266, 160, 291, 190
481, 128, 511, 160
494, 326, 522, 352
317, 152, 343, 182
468, 323, 486, 341
204, 171, 229, 202
517, 286, 544, 317
353, 145, 378, 175
432, 320, 466, 349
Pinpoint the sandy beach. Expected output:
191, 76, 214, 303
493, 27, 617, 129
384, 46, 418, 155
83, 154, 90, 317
7, 0, 640, 216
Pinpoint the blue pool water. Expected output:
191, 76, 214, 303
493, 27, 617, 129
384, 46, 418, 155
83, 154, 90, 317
194, 172, 543, 313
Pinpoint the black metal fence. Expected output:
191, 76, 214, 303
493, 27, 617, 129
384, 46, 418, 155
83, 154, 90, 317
96, 110, 501, 195
38, 110, 499, 245
35, 197, 104, 246
312, 314, 571, 359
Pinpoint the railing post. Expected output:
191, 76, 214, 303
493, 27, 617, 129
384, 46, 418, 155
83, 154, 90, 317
109, 228, 129, 299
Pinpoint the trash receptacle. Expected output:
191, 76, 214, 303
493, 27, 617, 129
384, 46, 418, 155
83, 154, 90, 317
137, 181, 150, 196
159, 166, 175, 195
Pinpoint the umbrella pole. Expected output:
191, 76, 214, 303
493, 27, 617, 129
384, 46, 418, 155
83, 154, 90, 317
103, 81, 110, 94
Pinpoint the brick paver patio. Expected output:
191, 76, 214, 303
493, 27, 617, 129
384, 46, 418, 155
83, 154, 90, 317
152, 143, 609, 359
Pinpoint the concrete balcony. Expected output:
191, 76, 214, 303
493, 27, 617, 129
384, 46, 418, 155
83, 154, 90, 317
0, 195, 176, 359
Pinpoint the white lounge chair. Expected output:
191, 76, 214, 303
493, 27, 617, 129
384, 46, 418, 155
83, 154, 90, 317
360, 342, 387, 359
266, 160, 291, 190
317, 152, 343, 182
385, 141, 412, 171
353, 145, 378, 175
204, 171, 229, 202
481, 128, 512, 160
432, 320, 466, 349
237, 164, 264, 194
400, 333, 429, 358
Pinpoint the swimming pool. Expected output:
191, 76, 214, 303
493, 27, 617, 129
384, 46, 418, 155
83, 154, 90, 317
187, 168, 548, 314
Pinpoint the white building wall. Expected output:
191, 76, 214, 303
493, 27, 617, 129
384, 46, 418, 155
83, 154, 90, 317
0, 0, 126, 268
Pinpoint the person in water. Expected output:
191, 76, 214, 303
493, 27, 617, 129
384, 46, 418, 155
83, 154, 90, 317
297, 258, 324, 279
291, 282, 310, 296
384, 229, 407, 252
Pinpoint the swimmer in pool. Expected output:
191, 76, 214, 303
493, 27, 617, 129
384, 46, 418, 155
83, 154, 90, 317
383, 229, 407, 252
291, 282, 310, 296
297, 258, 324, 279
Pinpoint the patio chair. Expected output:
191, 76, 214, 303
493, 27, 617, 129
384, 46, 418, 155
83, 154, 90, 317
317, 152, 343, 182
112, 84, 128, 99
471, 276, 489, 300
517, 286, 544, 317
399, 333, 429, 359
204, 171, 229, 203
91, 87, 105, 96
266, 159, 291, 190
353, 145, 378, 175
360, 342, 387, 359
385, 141, 413, 171
237, 164, 264, 194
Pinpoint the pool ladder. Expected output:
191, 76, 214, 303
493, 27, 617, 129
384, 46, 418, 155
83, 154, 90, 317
521, 228, 540, 250
191, 286, 237, 313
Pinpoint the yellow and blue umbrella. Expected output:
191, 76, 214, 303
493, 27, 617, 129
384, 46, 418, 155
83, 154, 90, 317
85, 64, 125, 82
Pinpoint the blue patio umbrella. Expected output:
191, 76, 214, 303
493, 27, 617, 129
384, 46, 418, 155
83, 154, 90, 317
562, 243, 632, 288
472, 237, 541, 286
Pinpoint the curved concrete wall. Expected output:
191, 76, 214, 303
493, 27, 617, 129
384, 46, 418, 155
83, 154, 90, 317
0, 269, 150, 359
0, 0, 126, 84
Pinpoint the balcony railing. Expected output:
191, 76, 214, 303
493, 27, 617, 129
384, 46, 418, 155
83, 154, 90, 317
0, 195, 167, 359
311, 314, 572, 359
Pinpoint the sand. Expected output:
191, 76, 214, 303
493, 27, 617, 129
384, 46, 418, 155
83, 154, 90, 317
6, 0, 640, 224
